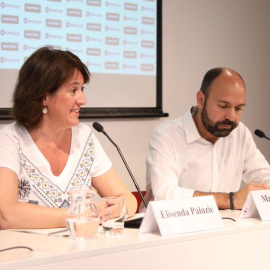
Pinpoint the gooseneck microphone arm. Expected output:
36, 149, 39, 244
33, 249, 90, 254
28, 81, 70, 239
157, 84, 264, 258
254, 129, 270, 141
93, 122, 147, 208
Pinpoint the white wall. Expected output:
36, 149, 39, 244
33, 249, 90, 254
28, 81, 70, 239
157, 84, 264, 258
1, 0, 270, 192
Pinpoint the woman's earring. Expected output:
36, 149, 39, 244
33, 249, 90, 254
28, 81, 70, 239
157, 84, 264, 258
43, 107, 48, 114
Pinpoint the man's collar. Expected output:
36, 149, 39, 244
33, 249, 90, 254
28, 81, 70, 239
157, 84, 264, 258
183, 106, 201, 144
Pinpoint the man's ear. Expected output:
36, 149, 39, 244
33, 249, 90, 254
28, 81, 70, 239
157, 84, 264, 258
196, 90, 205, 109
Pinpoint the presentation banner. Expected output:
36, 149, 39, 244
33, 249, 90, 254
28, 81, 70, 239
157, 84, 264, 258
0, 0, 156, 75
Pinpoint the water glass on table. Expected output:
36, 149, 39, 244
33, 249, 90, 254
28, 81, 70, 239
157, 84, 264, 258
66, 186, 100, 240
101, 197, 126, 236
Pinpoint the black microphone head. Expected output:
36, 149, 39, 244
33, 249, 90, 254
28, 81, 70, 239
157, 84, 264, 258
254, 129, 265, 138
93, 122, 104, 132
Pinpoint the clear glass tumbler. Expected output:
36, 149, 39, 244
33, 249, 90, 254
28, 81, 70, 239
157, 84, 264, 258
66, 186, 100, 240
101, 197, 126, 236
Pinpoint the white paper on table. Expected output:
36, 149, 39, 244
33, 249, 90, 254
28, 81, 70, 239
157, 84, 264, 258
7, 228, 70, 237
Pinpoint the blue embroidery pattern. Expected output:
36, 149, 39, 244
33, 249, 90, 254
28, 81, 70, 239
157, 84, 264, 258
15, 132, 95, 208
18, 179, 31, 198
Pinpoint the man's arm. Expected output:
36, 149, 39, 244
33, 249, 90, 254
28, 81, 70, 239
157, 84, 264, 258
194, 182, 270, 209
146, 127, 195, 201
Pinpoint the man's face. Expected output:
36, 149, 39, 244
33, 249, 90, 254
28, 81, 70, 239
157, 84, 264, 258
199, 71, 246, 138
201, 99, 238, 137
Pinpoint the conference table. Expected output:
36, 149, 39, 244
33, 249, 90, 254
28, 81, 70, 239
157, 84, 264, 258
1, 210, 270, 270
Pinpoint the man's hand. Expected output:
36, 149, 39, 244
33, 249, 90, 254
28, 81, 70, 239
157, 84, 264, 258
234, 183, 270, 209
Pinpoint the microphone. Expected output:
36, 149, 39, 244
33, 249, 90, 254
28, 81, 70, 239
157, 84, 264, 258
92, 122, 147, 209
254, 129, 270, 141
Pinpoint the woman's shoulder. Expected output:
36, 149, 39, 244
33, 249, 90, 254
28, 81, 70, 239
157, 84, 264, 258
0, 122, 24, 149
0, 122, 22, 137
0, 122, 16, 132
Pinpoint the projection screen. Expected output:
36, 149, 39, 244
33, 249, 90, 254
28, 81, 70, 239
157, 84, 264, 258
0, 0, 167, 119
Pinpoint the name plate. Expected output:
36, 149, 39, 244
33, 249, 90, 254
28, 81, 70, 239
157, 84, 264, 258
240, 189, 270, 220
139, 195, 223, 236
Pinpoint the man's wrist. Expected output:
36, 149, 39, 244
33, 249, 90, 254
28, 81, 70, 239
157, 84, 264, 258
229, 192, 235, 210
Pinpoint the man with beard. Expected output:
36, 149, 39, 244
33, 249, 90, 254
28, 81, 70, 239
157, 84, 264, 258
142, 67, 270, 210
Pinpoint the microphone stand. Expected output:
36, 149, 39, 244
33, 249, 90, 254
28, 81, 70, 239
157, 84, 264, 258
101, 129, 147, 209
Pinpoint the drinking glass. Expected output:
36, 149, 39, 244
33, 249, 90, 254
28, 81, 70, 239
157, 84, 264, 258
101, 197, 126, 236
66, 186, 100, 240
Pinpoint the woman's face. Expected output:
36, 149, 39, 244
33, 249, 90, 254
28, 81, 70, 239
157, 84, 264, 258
43, 70, 86, 129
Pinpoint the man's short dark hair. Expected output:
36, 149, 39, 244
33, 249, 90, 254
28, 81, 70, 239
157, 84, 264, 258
200, 67, 245, 98
200, 68, 223, 96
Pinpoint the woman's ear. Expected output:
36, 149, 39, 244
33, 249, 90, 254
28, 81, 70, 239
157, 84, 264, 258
42, 95, 47, 106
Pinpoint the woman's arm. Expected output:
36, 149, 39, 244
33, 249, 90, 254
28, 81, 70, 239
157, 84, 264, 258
0, 167, 67, 229
92, 167, 137, 217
